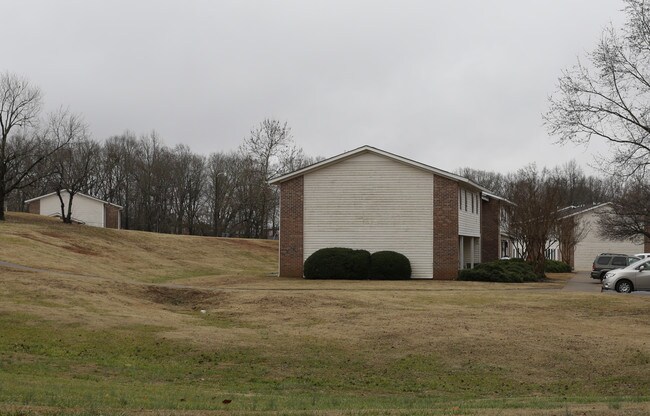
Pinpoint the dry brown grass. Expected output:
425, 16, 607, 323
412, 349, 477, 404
0, 212, 277, 282
2, 403, 650, 416
1, 211, 649, 415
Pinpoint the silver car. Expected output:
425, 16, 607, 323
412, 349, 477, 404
602, 258, 650, 293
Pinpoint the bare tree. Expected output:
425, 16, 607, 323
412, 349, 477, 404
169, 145, 206, 234
554, 214, 588, 268
46, 111, 99, 223
95, 132, 140, 229
169, 145, 192, 234
0, 72, 44, 219
241, 119, 294, 178
207, 152, 237, 237
4, 132, 52, 206
597, 179, 650, 242
184, 153, 206, 235
134, 132, 174, 233
505, 166, 565, 277
239, 119, 299, 238
545, 0, 650, 178
456, 167, 508, 195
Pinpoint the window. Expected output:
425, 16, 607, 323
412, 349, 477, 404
612, 257, 627, 266
597, 256, 611, 265
464, 190, 468, 211
459, 190, 462, 210
471, 193, 474, 213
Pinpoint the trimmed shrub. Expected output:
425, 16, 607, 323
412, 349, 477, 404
369, 251, 411, 280
458, 259, 538, 283
544, 259, 572, 273
304, 247, 371, 279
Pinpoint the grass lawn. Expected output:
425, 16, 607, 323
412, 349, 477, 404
0, 212, 649, 415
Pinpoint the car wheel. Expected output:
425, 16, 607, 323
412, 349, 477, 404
615, 280, 633, 293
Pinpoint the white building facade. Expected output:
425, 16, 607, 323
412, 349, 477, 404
25, 191, 122, 229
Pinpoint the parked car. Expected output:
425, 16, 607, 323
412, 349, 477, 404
634, 253, 650, 259
602, 258, 650, 293
590, 253, 641, 280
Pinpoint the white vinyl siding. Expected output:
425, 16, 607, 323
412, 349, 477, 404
303, 152, 434, 278
572, 209, 643, 271
39, 194, 63, 218
459, 188, 480, 237
38, 191, 106, 227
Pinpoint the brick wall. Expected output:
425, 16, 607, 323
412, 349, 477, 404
481, 198, 500, 263
433, 175, 459, 280
279, 176, 304, 277
104, 204, 120, 229
27, 200, 40, 215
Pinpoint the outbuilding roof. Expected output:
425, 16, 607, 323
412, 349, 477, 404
25, 190, 123, 210
269, 145, 492, 194
558, 202, 611, 219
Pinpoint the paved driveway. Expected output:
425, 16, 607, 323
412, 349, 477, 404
562, 271, 602, 293
563, 271, 650, 296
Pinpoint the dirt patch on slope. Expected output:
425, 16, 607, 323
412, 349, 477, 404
142, 285, 222, 309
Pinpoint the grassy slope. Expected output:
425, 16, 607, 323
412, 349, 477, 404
1, 212, 649, 415
0, 212, 277, 283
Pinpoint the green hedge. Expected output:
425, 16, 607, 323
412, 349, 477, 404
544, 259, 572, 273
304, 248, 411, 280
458, 259, 539, 283
369, 251, 411, 280
304, 247, 371, 279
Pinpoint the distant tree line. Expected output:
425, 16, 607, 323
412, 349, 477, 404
7, 121, 318, 238
457, 160, 623, 209
1, 71, 319, 237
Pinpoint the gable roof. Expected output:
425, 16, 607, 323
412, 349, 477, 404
25, 191, 123, 210
482, 191, 514, 205
558, 202, 611, 219
269, 145, 489, 192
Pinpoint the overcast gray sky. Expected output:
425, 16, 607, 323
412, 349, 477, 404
4, 0, 627, 175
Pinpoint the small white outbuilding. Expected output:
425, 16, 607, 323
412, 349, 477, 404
25, 190, 122, 229
558, 203, 646, 271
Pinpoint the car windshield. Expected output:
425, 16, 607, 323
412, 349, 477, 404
626, 258, 650, 270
